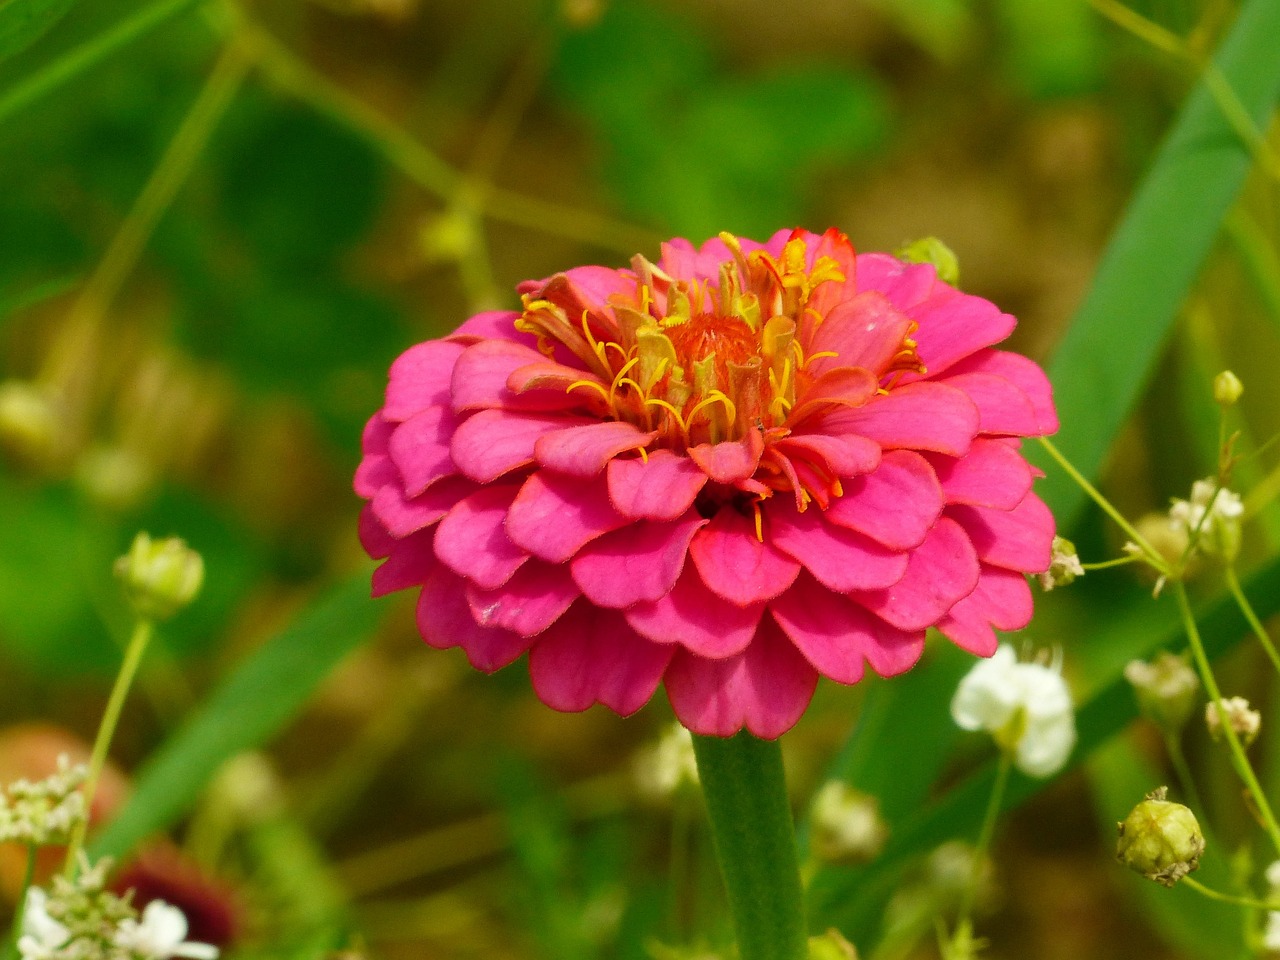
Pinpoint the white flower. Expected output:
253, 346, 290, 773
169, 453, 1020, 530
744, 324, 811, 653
1265, 911, 1280, 953
16, 888, 71, 960
114, 901, 219, 960
1169, 479, 1243, 561
951, 645, 1076, 778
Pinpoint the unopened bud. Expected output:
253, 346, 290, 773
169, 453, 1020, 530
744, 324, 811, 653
1116, 787, 1204, 886
1205, 696, 1260, 747
1037, 536, 1084, 591
1124, 652, 1200, 734
808, 928, 858, 960
114, 532, 203, 621
896, 236, 960, 287
1213, 370, 1243, 407
810, 782, 888, 865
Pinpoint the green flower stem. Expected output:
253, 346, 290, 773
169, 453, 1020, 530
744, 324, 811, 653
691, 732, 808, 960
64, 619, 154, 876
1224, 565, 1280, 677
1163, 733, 1207, 818
1173, 581, 1280, 855
5, 843, 38, 954
953, 749, 1012, 940
1183, 875, 1280, 911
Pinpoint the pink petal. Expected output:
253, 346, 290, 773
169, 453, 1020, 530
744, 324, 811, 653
944, 349, 1059, 434
664, 616, 818, 739
434, 485, 529, 590
689, 431, 765, 483
371, 474, 474, 539
505, 471, 628, 563
358, 504, 395, 559
854, 253, 938, 311
908, 289, 1017, 378
770, 573, 924, 682
940, 371, 1040, 437
447, 310, 523, 343
528, 603, 673, 715
625, 566, 763, 658
769, 500, 909, 592
416, 564, 533, 672
789, 367, 879, 425
607, 450, 708, 521
824, 450, 943, 550
948, 494, 1055, 573
807, 291, 913, 377
372, 527, 436, 597
466, 560, 579, 636
937, 565, 1034, 656
385, 341, 466, 422
571, 514, 706, 608
388, 405, 460, 497
508, 360, 606, 396
851, 516, 981, 631
354, 451, 397, 500
821, 381, 979, 457
450, 409, 592, 484
927, 439, 1033, 510
450, 340, 584, 413
534, 421, 658, 477
771, 432, 881, 480
689, 507, 801, 606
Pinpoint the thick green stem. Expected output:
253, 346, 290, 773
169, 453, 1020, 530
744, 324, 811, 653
691, 732, 808, 960
64, 619, 154, 876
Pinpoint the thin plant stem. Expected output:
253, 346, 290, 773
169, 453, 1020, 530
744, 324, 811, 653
691, 732, 808, 960
1037, 437, 1167, 570
63, 619, 154, 876
1164, 732, 1208, 817
1173, 581, 1280, 856
953, 750, 1012, 939
1224, 565, 1280, 677
6, 844, 38, 954
1183, 875, 1280, 911
1081, 555, 1144, 571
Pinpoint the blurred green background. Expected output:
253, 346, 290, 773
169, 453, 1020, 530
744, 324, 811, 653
1, 0, 1279, 957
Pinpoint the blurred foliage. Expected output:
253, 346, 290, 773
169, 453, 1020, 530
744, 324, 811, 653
0, 0, 1278, 958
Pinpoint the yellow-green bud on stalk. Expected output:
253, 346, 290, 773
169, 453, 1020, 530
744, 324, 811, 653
114, 532, 204, 621
1213, 370, 1243, 407
1205, 696, 1261, 747
1037, 536, 1084, 591
808, 928, 859, 960
1116, 787, 1204, 887
896, 236, 960, 287
1123, 652, 1200, 734
0, 380, 60, 468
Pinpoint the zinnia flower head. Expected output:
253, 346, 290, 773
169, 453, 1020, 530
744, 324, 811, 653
356, 228, 1058, 738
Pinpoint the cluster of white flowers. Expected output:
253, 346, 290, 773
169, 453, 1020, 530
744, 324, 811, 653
1036, 536, 1085, 592
951, 645, 1076, 778
0, 755, 88, 847
1169, 479, 1244, 561
18, 858, 217, 960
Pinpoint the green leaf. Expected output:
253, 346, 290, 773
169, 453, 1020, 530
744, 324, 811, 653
91, 572, 384, 858
1030, 0, 1280, 528
0, 0, 76, 64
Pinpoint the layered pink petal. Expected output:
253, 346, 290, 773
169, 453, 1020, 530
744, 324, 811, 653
807, 291, 913, 377
372, 528, 435, 597
385, 340, 465, 422
625, 566, 763, 658
607, 450, 709, 520
949, 494, 1055, 572
571, 514, 705, 608
771, 432, 880, 480
448, 309, 524, 343
534, 421, 658, 477
689, 431, 765, 483
770, 501, 908, 592
907, 289, 1017, 378
416, 565, 533, 672
529, 603, 673, 715
927, 439, 1033, 510
851, 516, 980, 631
945, 349, 1058, 434
824, 450, 942, 550
388, 405, 460, 496
789, 368, 879, 425
853, 253, 938, 311
370, 474, 474, 539
466, 560, 579, 636
822, 381, 979, 456
434, 485, 528, 590
665, 616, 818, 739
451, 409, 591, 484
451, 340, 585, 413
690, 508, 801, 606
770, 573, 924, 683
506, 471, 627, 562
937, 565, 1034, 656
358, 504, 395, 559
940, 371, 1040, 437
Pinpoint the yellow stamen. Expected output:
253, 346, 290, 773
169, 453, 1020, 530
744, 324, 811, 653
752, 499, 764, 542
566, 379, 611, 403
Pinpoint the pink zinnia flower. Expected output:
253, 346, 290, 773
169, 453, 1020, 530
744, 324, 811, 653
356, 229, 1057, 738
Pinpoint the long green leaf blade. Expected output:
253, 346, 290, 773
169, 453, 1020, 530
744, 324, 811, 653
0, 0, 76, 63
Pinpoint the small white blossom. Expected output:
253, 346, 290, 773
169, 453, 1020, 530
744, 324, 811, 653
1169, 479, 1243, 561
810, 781, 887, 864
1205, 696, 1261, 746
114, 901, 218, 960
1037, 536, 1085, 591
0, 754, 88, 846
17, 888, 72, 960
951, 645, 1076, 778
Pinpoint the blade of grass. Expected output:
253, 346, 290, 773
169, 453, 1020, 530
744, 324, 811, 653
91, 571, 384, 859
1031, 0, 1280, 528
0, 0, 77, 64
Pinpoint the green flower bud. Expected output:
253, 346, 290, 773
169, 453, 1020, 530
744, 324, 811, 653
1213, 370, 1243, 407
895, 236, 960, 287
114, 532, 203, 621
1123, 652, 1200, 734
1116, 787, 1204, 887
1037, 536, 1085, 591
